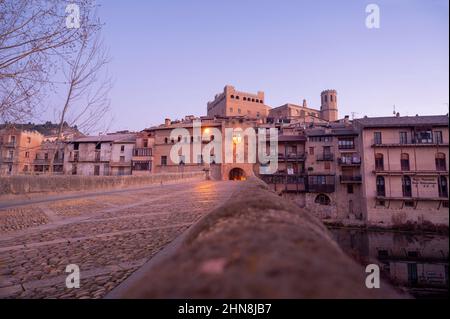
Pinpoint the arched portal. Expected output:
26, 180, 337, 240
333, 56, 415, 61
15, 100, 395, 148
229, 168, 246, 181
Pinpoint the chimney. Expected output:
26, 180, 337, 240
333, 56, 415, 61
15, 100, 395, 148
302, 99, 307, 108
164, 118, 171, 126
396, 112, 400, 117
344, 115, 350, 125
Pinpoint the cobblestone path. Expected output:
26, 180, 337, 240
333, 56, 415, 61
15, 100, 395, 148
0, 180, 238, 299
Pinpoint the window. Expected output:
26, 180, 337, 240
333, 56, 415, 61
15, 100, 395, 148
256, 112, 260, 117
374, 132, 382, 144
164, 137, 168, 144
399, 132, 408, 144
376, 176, 385, 196
338, 138, 354, 149
25, 152, 29, 158
324, 162, 331, 170
236, 96, 240, 100
27, 137, 31, 144
415, 130, 432, 144
230, 95, 235, 99
94, 165, 100, 176
243, 97, 247, 101
438, 176, 448, 198
314, 194, 331, 205
401, 153, 410, 171
402, 176, 412, 197
120, 145, 125, 152
72, 164, 77, 175
347, 184, 354, 194
434, 131, 443, 144
95, 143, 101, 150
404, 201, 414, 207
309, 147, 314, 155
229, 107, 233, 113
436, 153, 446, 171
375, 153, 384, 170
74, 143, 79, 150
376, 200, 385, 207
44, 153, 48, 160
177, 136, 181, 142
161, 156, 167, 166
143, 139, 148, 148
120, 156, 125, 162
23, 165, 28, 172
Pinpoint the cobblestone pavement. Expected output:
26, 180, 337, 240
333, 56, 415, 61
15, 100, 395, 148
0, 180, 238, 299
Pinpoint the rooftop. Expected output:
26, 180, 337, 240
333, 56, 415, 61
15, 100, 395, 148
355, 115, 449, 128
70, 133, 136, 143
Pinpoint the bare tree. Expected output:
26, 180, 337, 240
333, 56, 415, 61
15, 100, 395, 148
0, 0, 100, 122
48, 14, 112, 173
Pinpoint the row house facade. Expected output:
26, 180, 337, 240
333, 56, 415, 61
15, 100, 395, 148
260, 120, 364, 221
0, 127, 44, 175
64, 133, 136, 176
355, 115, 449, 227
147, 116, 259, 181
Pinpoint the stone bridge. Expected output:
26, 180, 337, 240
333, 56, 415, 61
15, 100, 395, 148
0, 175, 403, 298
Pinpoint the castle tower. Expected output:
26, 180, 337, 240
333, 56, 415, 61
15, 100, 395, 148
320, 89, 338, 122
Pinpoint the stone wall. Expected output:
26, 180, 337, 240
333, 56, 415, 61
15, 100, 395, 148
0, 171, 206, 195
107, 177, 404, 298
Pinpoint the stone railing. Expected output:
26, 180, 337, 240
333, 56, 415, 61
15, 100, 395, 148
106, 177, 403, 299
0, 171, 206, 196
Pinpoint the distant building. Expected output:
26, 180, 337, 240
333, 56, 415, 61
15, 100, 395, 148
64, 133, 136, 176
33, 141, 65, 174
268, 89, 338, 124
131, 130, 154, 175
207, 85, 270, 119
148, 116, 259, 180
0, 127, 44, 175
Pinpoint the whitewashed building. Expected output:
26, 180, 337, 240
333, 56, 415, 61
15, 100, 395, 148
64, 133, 136, 176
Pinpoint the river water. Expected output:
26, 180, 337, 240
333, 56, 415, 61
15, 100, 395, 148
328, 227, 449, 299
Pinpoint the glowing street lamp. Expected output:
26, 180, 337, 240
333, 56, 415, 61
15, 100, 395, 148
232, 132, 242, 144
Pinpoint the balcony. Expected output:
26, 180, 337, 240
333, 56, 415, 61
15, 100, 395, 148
373, 169, 449, 176
340, 175, 362, 183
1, 157, 14, 162
337, 157, 361, 166
34, 158, 64, 165
259, 174, 307, 193
308, 184, 335, 193
0, 141, 16, 148
110, 161, 132, 167
371, 138, 449, 148
375, 195, 446, 202
133, 148, 152, 157
278, 153, 306, 161
316, 153, 334, 161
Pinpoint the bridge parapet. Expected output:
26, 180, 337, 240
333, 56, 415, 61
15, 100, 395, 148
107, 177, 404, 298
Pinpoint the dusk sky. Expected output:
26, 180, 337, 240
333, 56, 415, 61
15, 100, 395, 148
93, 0, 448, 132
